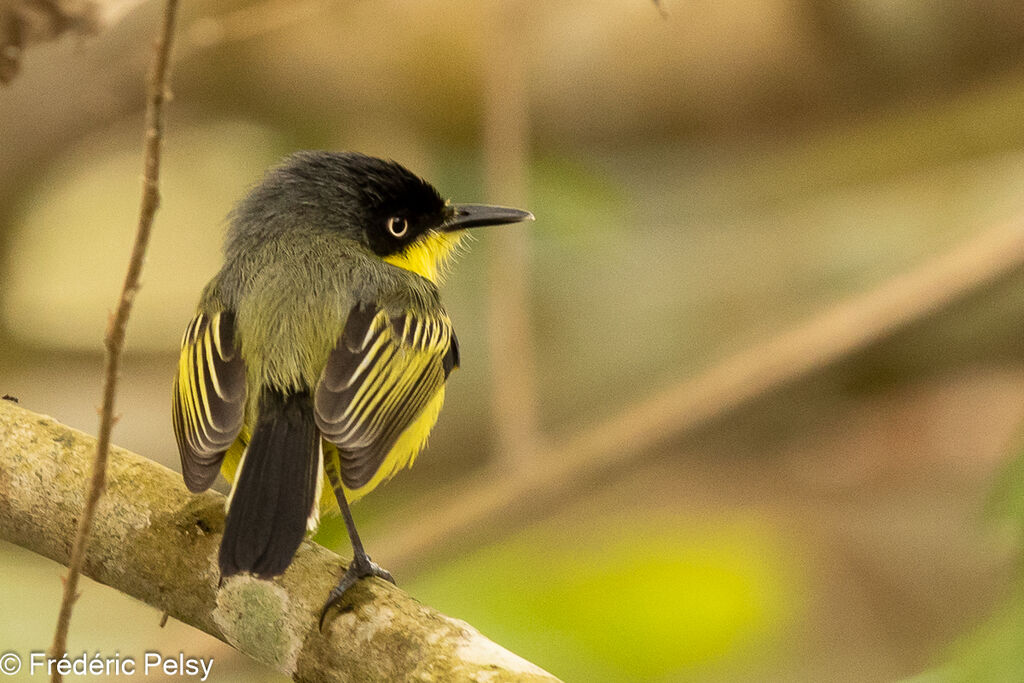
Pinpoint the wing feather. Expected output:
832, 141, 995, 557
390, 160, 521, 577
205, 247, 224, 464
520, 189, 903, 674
172, 310, 246, 492
314, 302, 454, 490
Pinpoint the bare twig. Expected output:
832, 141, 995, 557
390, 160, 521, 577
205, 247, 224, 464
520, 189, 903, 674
381, 218, 1024, 575
48, 0, 179, 677
0, 401, 559, 681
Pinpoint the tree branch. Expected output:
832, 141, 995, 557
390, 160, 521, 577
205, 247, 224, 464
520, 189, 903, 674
381, 217, 1024, 575
0, 0, 148, 84
48, 0, 178, 676
0, 399, 560, 682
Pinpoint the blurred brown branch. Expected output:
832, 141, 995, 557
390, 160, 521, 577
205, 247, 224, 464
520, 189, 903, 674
0, 0, 146, 84
48, 0, 177, 679
0, 400, 560, 682
184, 0, 331, 51
482, 0, 542, 468
382, 218, 1024, 575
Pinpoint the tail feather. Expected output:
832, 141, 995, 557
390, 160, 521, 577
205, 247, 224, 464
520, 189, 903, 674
220, 389, 319, 578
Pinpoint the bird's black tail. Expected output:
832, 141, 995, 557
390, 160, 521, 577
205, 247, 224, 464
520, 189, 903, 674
220, 389, 321, 578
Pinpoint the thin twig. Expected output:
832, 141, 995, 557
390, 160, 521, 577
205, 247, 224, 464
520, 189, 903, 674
48, 0, 179, 677
381, 218, 1024, 575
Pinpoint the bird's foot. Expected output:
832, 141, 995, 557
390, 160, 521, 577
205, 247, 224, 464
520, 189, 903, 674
319, 554, 396, 631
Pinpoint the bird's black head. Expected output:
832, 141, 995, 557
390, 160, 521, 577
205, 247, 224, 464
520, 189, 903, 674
231, 151, 531, 259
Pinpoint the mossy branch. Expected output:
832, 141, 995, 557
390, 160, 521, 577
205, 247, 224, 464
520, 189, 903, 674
0, 399, 560, 682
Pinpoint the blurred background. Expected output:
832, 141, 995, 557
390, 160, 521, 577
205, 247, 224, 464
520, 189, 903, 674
2, 0, 1024, 680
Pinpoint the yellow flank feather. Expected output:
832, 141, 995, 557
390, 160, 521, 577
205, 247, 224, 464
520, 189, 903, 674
338, 385, 445, 504
384, 229, 466, 283
221, 378, 446, 514
220, 433, 247, 498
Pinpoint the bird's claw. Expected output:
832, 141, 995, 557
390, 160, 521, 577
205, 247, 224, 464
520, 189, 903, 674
318, 555, 396, 631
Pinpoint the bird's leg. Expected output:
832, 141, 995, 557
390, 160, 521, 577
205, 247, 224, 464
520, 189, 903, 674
319, 456, 395, 630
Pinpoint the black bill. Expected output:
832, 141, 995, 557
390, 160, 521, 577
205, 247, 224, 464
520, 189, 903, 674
444, 204, 534, 231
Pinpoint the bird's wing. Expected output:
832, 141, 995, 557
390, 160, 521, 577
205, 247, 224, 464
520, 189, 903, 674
314, 301, 458, 490
172, 310, 247, 492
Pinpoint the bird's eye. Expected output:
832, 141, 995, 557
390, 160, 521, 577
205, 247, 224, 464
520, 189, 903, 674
386, 216, 408, 238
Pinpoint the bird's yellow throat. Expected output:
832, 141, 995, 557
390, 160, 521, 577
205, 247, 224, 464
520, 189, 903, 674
384, 230, 466, 284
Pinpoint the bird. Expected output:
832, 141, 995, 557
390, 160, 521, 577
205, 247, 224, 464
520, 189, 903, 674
171, 151, 532, 624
